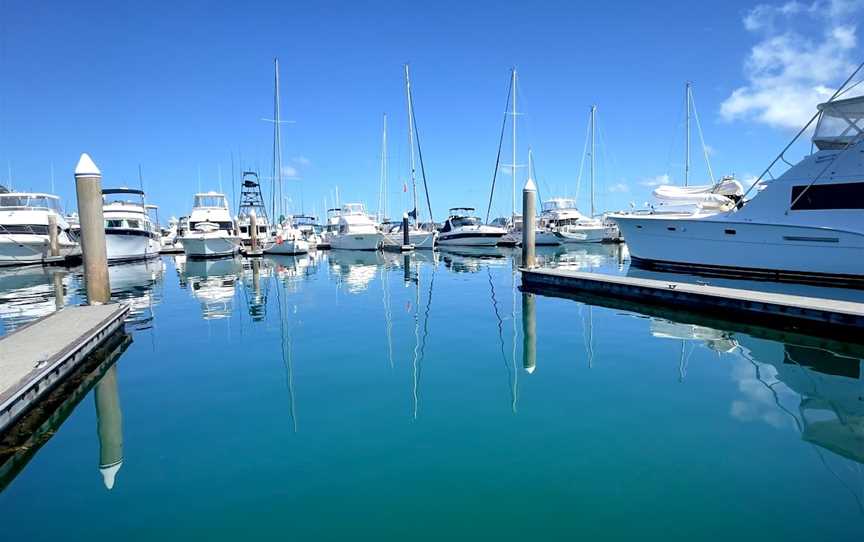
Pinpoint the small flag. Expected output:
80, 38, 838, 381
403, 182, 408, 193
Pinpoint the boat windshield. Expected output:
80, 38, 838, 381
452, 216, 480, 228
103, 192, 145, 206
542, 198, 577, 212
0, 194, 61, 211
813, 96, 864, 150
342, 203, 366, 215
194, 194, 227, 208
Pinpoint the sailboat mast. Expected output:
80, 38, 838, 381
590, 105, 596, 217
405, 64, 419, 226
684, 81, 691, 188
274, 57, 284, 220
511, 68, 517, 218
378, 113, 388, 222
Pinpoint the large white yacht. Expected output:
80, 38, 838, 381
179, 192, 241, 258
437, 208, 507, 247
329, 203, 383, 251
0, 192, 79, 266
102, 188, 161, 262
613, 96, 864, 285
535, 198, 616, 244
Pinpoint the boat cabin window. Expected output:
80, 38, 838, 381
813, 98, 864, 151
127, 219, 142, 229
342, 203, 365, 215
451, 216, 480, 228
194, 195, 227, 208
542, 199, 577, 212
1, 224, 49, 235
791, 182, 864, 210
190, 220, 234, 231
0, 195, 61, 211
105, 219, 125, 228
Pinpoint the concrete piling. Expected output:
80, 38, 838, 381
75, 154, 111, 304
52, 271, 64, 310
522, 291, 536, 374
522, 178, 536, 269
47, 214, 60, 258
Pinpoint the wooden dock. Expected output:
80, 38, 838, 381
0, 304, 130, 433
521, 268, 864, 340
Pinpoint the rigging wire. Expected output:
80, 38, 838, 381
410, 86, 435, 225
574, 110, 590, 205
484, 73, 514, 224
688, 88, 716, 184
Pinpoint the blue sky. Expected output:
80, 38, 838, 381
1, 0, 861, 221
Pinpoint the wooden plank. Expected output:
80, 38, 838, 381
0, 304, 129, 432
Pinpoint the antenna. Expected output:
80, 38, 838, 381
138, 164, 144, 191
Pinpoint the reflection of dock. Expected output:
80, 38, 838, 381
0, 304, 130, 432
522, 269, 864, 340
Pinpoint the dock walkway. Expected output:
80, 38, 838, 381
0, 304, 129, 432
521, 268, 864, 339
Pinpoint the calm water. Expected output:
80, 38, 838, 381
0, 246, 862, 541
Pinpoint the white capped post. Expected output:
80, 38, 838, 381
521, 176, 537, 269
75, 153, 111, 304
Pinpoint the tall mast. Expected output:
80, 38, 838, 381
684, 81, 691, 187
378, 113, 388, 222
405, 64, 419, 226
271, 57, 284, 220
590, 105, 596, 217
511, 68, 517, 217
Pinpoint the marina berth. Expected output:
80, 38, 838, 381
329, 203, 383, 251
178, 192, 241, 259
0, 193, 80, 266
102, 188, 161, 262
612, 95, 864, 285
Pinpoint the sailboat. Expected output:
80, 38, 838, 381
382, 64, 437, 249
544, 105, 619, 244
263, 57, 309, 256
646, 83, 743, 216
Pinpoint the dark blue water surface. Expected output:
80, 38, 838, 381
0, 246, 862, 541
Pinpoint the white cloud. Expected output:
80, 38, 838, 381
640, 174, 671, 187
608, 182, 630, 193
281, 165, 300, 179
292, 156, 311, 166
721, 0, 864, 130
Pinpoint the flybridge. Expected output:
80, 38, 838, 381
813, 95, 864, 151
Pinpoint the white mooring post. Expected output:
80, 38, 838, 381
250, 210, 259, 253
521, 178, 536, 269
75, 153, 111, 304
95, 364, 123, 490
522, 291, 536, 374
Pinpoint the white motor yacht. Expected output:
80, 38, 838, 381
329, 203, 383, 251
381, 218, 437, 249
437, 208, 507, 247
102, 188, 161, 262
179, 192, 241, 258
613, 95, 864, 285
535, 198, 615, 244
0, 192, 79, 266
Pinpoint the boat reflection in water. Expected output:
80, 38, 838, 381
439, 245, 507, 274
536, 242, 626, 272
269, 253, 318, 293
180, 256, 242, 320
241, 258, 273, 321
0, 267, 74, 334
106, 259, 165, 330
645, 314, 864, 508
327, 250, 382, 293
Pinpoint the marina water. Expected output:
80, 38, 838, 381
1, 247, 862, 540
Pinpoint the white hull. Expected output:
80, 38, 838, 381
0, 236, 79, 266
555, 226, 611, 244
264, 238, 309, 255
180, 234, 240, 258
382, 230, 436, 249
534, 230, 562, 246
330, 233, 382, 251
616, 216, 864, 280
106, 233, 161, 262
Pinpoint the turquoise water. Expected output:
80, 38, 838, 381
0, 247, 862, 541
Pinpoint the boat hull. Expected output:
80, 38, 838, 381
330, 233, 382, 251
264, 238, 309, 255
382, 230, 437, 249
437, 233, 505, 247
180, 235, 240, 258
616, 216, 864, 285
555, 226, 611, 244
0, 235, 80, 266
534, 230, 562, 246
106, 232, 161, 262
